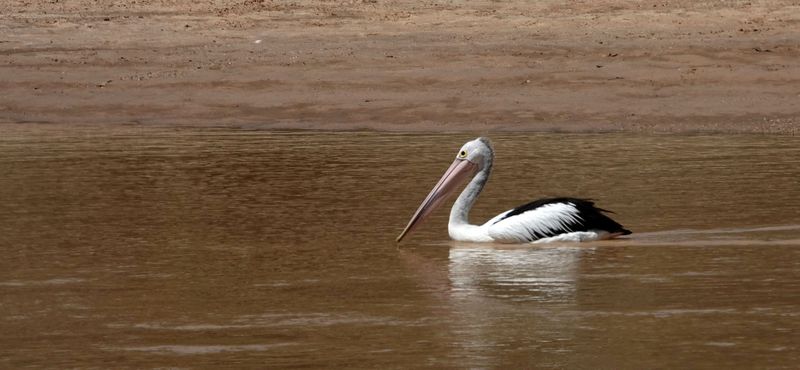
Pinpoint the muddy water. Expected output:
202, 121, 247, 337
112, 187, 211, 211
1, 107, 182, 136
1, 126, 799, 368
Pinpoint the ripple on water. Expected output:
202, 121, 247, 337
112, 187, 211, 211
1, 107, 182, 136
0, 278, 88, 286
112, 343, 295, 355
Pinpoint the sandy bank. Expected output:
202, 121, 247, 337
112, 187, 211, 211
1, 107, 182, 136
1, 1, 799, 133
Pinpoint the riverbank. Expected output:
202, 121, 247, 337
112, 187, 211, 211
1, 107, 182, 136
1, 1, 798, 133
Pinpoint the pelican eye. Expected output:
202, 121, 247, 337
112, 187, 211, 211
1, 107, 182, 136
458, 150, 467, 158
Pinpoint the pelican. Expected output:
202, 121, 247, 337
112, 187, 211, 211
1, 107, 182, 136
397, 137, 631, 243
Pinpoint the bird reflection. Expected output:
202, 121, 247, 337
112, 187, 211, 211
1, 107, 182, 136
448, 243, 583, 303
398, 242, 588, 367
398, 241, 586, 303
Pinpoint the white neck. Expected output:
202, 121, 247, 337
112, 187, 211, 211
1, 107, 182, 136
448, 157, 493, 242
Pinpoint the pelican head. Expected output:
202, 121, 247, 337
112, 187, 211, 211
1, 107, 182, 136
396, 137, 493, 242
457, 137, 493, 169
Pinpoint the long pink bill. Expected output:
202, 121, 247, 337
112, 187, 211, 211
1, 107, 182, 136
396, 159, 477, 242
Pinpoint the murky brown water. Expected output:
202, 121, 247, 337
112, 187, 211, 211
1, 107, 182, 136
1, 125, 799, 368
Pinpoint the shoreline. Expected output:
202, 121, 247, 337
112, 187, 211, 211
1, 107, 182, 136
2, 120, 794, 136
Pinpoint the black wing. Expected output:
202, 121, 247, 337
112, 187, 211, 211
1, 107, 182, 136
493, 197, 631, 238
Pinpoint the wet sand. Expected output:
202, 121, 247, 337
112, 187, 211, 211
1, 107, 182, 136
1, 1, 799, 132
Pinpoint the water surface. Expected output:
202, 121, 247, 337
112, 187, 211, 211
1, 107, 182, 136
1, 126, 799, 368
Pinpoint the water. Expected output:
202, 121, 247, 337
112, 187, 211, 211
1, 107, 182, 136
1, 125, 799, 368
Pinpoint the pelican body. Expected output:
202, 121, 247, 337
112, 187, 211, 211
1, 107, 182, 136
397, 137, 631, 243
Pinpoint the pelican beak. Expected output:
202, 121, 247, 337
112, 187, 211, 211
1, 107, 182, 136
397, 159, 478, 242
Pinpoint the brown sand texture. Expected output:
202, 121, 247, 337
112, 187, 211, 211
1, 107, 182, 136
1, 0, 799, 133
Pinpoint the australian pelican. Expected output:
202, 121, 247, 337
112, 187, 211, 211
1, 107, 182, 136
397, 137, 631, 243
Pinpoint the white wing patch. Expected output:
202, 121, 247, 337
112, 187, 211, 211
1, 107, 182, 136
487, 202, 583, 243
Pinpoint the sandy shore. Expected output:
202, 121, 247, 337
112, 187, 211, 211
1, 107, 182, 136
1, 1, 798, 133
